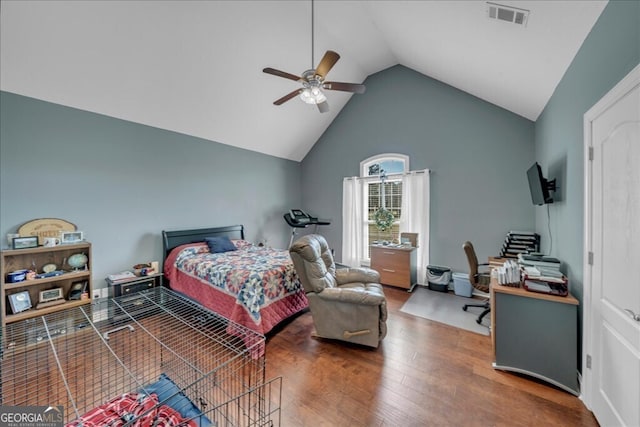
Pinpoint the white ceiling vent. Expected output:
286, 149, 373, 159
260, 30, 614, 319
486, 2, 530, 27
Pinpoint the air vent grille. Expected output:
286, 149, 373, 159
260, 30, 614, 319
487, 2, 529, 26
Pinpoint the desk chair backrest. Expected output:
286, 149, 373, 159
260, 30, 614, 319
463, 241, 490, 293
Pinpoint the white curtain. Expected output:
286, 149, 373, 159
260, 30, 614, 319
400, 170, 430, 282
342, 177, 363, 266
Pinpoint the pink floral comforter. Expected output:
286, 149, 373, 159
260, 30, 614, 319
164, 241, 308, 345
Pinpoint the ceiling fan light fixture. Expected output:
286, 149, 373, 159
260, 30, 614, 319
300, 87, 327, 104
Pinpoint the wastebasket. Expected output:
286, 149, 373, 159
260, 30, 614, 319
452, 272, 473, 297
426, 265, 452, 292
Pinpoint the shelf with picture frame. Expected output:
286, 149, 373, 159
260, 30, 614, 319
1, 242, 92, 326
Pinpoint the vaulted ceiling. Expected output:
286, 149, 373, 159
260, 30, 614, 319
0, 1, 607, 161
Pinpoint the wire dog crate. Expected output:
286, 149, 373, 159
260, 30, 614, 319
0, 287, 281, 426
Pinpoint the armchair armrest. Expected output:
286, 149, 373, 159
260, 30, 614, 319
335, 267, 380, 285
317, 287, 386, 306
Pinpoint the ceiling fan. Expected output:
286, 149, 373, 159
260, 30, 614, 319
262, 1, 366, 113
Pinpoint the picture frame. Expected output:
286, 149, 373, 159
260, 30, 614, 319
39, 287, 64, 304
12, 236, 39, 250
68, 281, 88, 300
8, 290, 32, 314
400, 232, 418, 248
60, 231, 84, 244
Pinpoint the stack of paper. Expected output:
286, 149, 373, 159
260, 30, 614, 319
108, 271, 136, 282
518, 254, 565, 282
524, 280, 551, 293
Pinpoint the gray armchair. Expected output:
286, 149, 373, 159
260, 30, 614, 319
289, 234, 387, 348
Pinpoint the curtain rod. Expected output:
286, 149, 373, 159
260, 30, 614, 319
343, 169, 430, 181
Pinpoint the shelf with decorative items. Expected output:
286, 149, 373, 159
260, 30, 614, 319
1, 242, 92, 326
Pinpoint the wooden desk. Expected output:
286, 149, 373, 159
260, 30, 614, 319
370, 245, 417, 290
490, 278, 579, 395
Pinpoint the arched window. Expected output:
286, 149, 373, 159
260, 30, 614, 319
360, 154, 408, 254
360, 153, 409, 177
343, 153, 429, 273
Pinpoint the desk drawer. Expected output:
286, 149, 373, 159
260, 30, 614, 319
370, 247, 412, 289
111, 278, 156, 298
121, 279, 155, 295
378, 268, 411, 288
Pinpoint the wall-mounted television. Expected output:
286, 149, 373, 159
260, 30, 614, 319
527, 162, 556, 205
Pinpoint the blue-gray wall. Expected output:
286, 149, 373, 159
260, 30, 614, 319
300, 65, 535, 274
2, 0, 636, 301
0, 92, 302, 290
534, 0, 639, 309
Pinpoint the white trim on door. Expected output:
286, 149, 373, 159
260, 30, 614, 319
582, 62, 640, 410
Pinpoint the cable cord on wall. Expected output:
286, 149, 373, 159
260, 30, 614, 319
546, 204, 553, 256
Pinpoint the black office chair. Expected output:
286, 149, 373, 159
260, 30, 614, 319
461, 241, 492, 324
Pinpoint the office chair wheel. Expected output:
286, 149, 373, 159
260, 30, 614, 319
463, 306, 468, 311
476, 308, 490, 325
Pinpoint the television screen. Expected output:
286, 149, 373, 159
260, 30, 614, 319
527, 162, 554, 205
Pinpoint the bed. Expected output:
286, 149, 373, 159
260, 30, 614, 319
0, 287, 282, 426
162, 225, 308, 355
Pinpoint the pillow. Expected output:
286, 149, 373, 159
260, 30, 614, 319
142, 373, 212, 427
205, 236, 238, 254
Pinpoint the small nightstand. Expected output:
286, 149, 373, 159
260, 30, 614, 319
106, 273, 163, 323
370, 245, 417, 290
106, 272, 163, 298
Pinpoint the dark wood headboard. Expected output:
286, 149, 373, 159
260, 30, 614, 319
162, 224, 245, 268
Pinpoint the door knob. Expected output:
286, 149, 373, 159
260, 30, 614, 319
624, 309, 640, 322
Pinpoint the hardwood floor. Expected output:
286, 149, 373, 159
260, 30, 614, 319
265, 286, 599, 426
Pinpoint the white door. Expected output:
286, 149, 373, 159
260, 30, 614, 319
584, 64, 640, 427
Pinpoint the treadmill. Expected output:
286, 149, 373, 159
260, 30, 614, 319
284, 209, 330, 247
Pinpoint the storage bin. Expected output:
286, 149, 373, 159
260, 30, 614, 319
426, 265, 451, 292
452, 272, 473, 297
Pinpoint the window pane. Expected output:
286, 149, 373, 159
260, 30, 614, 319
367, 223, 401, 257
366, 180, 402, 252
367, 182, 402, 218
385, 181, 402, 219
365, 159, 406, 177
379, 160, 405, 175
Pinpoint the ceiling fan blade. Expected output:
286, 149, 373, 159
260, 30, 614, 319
274, 89, 303, 105
323, 81, 366, 94
317, 101, 329, 113
314, 50, 340, 79
263, 67, 302, 82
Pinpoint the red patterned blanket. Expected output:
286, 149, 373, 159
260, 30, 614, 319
164, 241, 308, 356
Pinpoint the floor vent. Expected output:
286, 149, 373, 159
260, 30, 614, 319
486, 2, 529, 26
